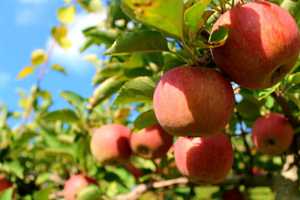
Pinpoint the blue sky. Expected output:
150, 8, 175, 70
0, 0, 106, 111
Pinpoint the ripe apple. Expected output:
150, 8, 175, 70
63, 174, 97, 200
174, 133, 233, 184
153, 66, 234, 136
130, 124, 173, 159
0, 176, 12, 193
90, 124, 132, 163
222, 188, 245, 200
211, 1, 300, 89
252, 113, 294, 155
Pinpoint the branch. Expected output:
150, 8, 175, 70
114, 177, 188, 200
271, 91, 300, 127
114, 174, 275, 200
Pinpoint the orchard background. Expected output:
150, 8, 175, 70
1, 0, 300, 199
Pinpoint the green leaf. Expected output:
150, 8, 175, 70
42, 109, 80, 123
208, 26, 229, 48
121, 0, 184, 38
114, 76, 156, 105
0, 105, 8, 128
0, 188, 13, 200
33, 188, 52, 200
88, 76, 125, 109
0, 161, 24, 179
106, 30, 168, 55
77, 185, 101, 200
134, 110, 157, 129
60, 91, 86, 111
31, 49, 48, 66
184, 0, 212, 32
287, 72, 300, 85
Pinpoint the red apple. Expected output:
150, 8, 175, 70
90, 124, 132, 163
130, 124, 173, 159
252, 113, 294, 155
174, 133, 233, 184
63, 174, 97, 200
153, 66, 234, 136
222, 188, 245, 200
211, 1, 300, 89
0, 176, 12, 193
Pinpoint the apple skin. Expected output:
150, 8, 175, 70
90, 124, 132, 163
130, 124, 173, 159
211, 1, 300, 89
0, 176, 12, 193
252, 113, 294, 155
153, 66, 234, 136
174, 133, 233, 184
63, 174, 97, 200
222, 188, 245, 200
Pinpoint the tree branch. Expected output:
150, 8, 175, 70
113, 174, 276, 200
271, 91, 300, 127
114, 177, 188, 200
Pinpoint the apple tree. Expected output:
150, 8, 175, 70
1, 0, 300, 199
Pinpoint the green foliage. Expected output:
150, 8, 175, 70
2, 0, 300, 199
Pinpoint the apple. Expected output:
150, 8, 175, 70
211, 1, 300, 89
174, 133, 233, 184
0, 176, 12, 193
90, 124, 132, 163
130, 124, 173, 159
63, 174, 97, 200
153, 66, 234, 136
252, 113, 294, 155
222, 188, 245, 200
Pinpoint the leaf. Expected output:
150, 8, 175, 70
121, 0, 184, 38
184, 0, 212, 32
88, 77, 126, 109
51, 26, 72, 49
287, 72, 300, 85
0, 105, 8, 128
31, 49, 48, 65
60, 91, 86, 111
134, 110, 157, 129
42, 109, 80, 123
77, 185, 101, 200
208, 26, 229, 48
33, 188, 52, 200
0, 161, 24, 179
0, 188, 13, 200
114, 76, 155, 105
106, 30, 168, 55
51, 64, 67, 75
57, 6, 75, 24
17, 66, 35, 80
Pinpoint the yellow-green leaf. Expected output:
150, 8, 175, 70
51, 26, 72, 49
31, 49, 48, 65
17, 66, 35, 80
121, 0, 184, 39
57, 6, 76, 24
51, 64, 67, 75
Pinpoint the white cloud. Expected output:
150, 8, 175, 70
48, 11, 107, 75
0, 72, 11, 88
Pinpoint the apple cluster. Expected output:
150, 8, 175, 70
153, 1, 300, 184
66, 1, 300, 198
